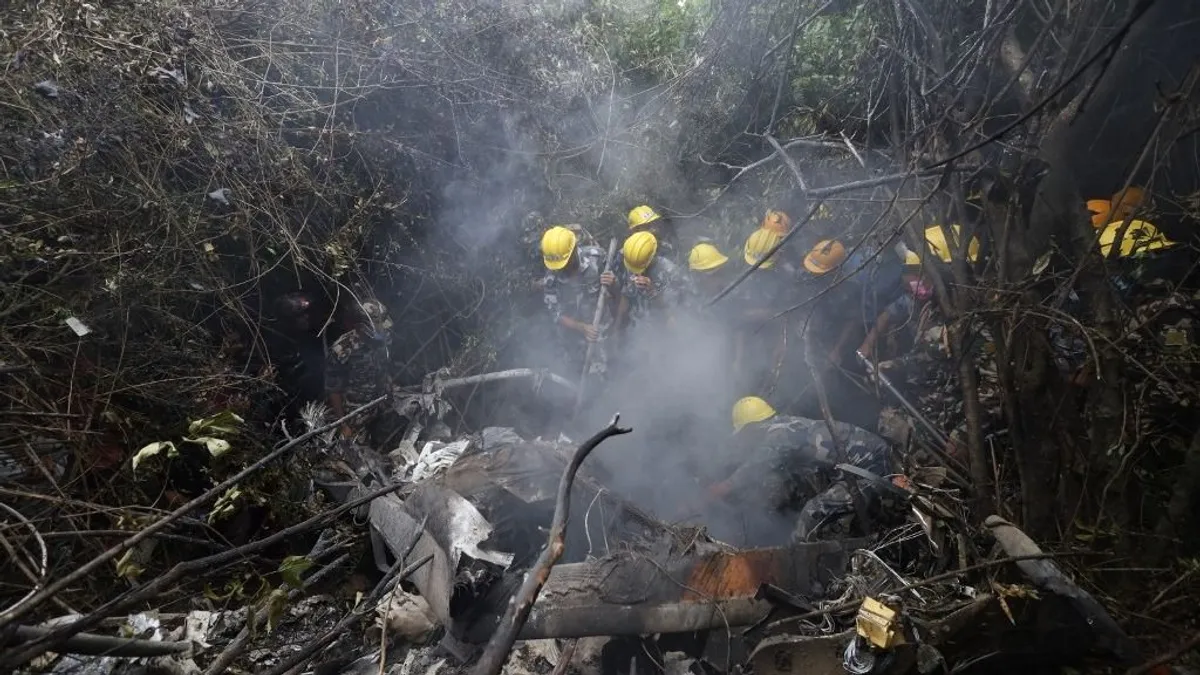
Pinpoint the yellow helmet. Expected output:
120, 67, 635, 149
924, 225, 980, 263
689, 242, 729, 272
761, 210, 792, 235
1098, 219, 1175, 257
744, 228, 782, 269
732, 396, 777, 432
804, 240, 846, 275
622, 231, 658, 274
903, 249, 921, 266
627, 205, 662, 230
541, 226, 578, 271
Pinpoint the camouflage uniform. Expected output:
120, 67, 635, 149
725, 415, 895, 542
620, 256, 685, 328
543, 244, 609, 376
326, 328, 391, 439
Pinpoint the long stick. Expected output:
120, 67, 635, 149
8, 626, 193, 658
472, 414, 631, 675
439, 368, 577, 393
573, 238, 619, 416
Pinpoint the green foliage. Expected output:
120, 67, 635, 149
784, 4, 880, 133
586, 0, 711, 80
278, 555, 315, 590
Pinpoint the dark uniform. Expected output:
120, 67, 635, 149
543, 244, 609, 376
326, 327, 391, 442
725, 415, 895, 542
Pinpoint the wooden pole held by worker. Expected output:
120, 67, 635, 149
573, 238, 619, 417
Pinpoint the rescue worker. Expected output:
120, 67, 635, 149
540, 226, 611, 374
270, 292, 326, 416
1097, 218, 1175, 259
626, 204, 679, 263
758, 208, 810, 276
707, 396, 897, 542
326, 297, 393, 443
800, 239, 905, 367
734, 228, 793, 391
1096, 217, 1180, 299
857, 269, 936, 362
685, 241, 733, 306
614, 231, 684, 335
920, 224, 981, 267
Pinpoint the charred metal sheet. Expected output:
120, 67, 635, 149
750, 630, 855, 675
458, 539, 860, 641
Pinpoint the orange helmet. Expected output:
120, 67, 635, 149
761, 210, 792, 235
803, 240, 846, 275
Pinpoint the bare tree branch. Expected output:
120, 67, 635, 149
472, 414, 632, 675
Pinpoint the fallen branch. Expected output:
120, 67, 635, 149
438, 369, 577, 393
7, 625, 193, 658
0, 394, 387, 634
259, 521, 432, 675
472, 414, 631, 675
0, 478, 402, 668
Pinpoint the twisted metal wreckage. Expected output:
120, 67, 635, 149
1, 368, 1153, 674
313, 368, 1147, 674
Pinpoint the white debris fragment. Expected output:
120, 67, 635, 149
64, 316, 91, 337
409, 438, 470, 482
123, 612, 162, 641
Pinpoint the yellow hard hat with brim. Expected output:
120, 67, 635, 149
744, 228, 782, 269
689, 242, 729, 271
804, 240, 846, 275
623, 231, 658, 274
1098, 219, 1175, 258
628, 205, 662, 230
924, 225, 980, 264
541, 226, 578, 271
732, 396, 777, 433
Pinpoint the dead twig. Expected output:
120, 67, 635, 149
0, 395, 388, 634
472, 414, 632, 675
0, 478, 402, 668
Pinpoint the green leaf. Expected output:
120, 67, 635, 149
131, 441, 177, 471
183, 436, 232, 458
188, 411, 244, 437
115, 549, 145, 580
1032, 251, 1052, 277
208, 486, 242, 524
278, 555, 314, 590
265, 588, 290, 632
